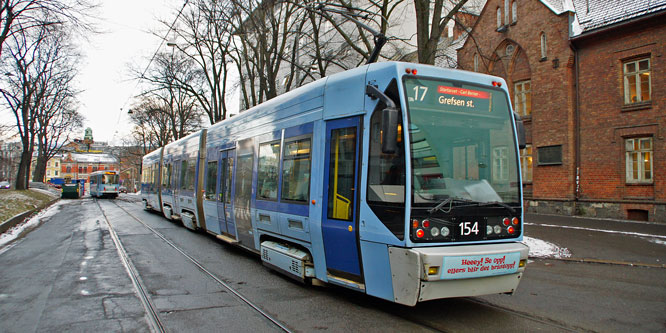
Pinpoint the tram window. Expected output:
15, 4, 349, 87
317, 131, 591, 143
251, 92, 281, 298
180, 160, 188, 189
257, 141, 280, 201
282, 137, 311, 203
235, 154, 254, 209
186, 157, 196, 191
366, 80, 405, 239
327, 129, 356, 220
225, 156, 233, 204
205, 161, 217, 200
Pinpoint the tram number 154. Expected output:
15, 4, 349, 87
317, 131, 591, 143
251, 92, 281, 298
459, 222, 479, 236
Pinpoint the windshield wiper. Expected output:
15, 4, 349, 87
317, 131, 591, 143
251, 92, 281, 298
428, 198, 517, 215
427, 197, 476, 215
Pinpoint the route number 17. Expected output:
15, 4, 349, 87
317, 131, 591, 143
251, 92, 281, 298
412, 86, 428, 101
458, 222, 479, 236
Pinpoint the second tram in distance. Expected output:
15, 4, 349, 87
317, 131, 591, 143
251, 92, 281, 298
141, 61, 528, 306
90, 170, 120, 199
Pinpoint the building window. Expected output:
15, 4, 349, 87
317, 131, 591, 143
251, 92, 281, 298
497, 7, 502, 29
514, 80, 531, 116
623, 58, 651, 104
520, 145, 533, 182
512, 1, 517, 23
492, 146, 509, 182
540, 32, 547, 59
504, 0, 510, 25
625, 137, 652, 183
474, 53, 479, 72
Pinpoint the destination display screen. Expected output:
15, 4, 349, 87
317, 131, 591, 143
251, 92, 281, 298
405, 78, 503, 115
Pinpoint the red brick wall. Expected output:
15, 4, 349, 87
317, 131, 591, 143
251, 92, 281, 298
457, 0, 576, 200
574, 16, 666, 205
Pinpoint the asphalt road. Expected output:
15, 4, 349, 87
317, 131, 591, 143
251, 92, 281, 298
0, 195, 664, 332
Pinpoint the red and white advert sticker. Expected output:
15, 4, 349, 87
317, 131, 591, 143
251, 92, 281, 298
441, 252, 521, 280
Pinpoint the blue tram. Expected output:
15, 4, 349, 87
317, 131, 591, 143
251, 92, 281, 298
90, 170, 120, 199
141, 61, 529, 306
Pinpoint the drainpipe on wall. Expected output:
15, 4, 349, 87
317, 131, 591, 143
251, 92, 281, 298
569, 40, 581, 215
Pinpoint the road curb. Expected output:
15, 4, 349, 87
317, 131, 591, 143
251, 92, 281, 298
531, 256, 666, 269
0, 198, 60, 234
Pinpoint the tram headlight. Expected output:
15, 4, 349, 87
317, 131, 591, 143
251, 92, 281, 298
440, 226, 450, 237
430, 227, 440, 237
487, 225, 494, 235
494, 225, 502, 234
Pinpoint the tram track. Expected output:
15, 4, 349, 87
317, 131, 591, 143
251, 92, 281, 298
102, 199, 292, 333
103, 197, 602, 332
95, 199, 166, 333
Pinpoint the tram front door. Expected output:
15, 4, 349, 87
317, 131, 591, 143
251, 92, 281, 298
321, 116, 362, 280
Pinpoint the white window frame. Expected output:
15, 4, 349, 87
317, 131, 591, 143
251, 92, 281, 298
520, 145, 533, 182
625, 137, 653, 183
497, 7, 502, 29
474, 53, 479, 72
511, 1, 517, 23
623, 58, 651, 104
514, 80, 531, 116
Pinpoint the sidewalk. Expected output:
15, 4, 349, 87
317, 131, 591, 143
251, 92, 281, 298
524, 213, 666, 267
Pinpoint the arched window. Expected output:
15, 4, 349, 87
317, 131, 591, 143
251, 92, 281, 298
504, 0, 510, 25
540, 32, 547, 59
474, 53, 479, 72
512, 1, 517, 23
497, 7, 502, 29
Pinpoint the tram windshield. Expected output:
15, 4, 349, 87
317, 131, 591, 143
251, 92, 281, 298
404, 77, 520, 206
102, 173, 119, 185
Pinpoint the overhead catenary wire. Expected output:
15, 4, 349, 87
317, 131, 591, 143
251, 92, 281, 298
114, 0, 191, 131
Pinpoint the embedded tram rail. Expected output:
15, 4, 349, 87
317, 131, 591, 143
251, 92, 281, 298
97, 197, 595, 332
95, 198, 293, 333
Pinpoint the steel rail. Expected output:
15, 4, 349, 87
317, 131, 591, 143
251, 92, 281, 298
94, 199, 166, 333
110, 200, 292, 333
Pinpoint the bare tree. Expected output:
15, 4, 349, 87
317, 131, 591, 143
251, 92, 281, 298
413, 0, 469, 65
0, 0, 98, 58
30, 28, 83, 182
0, 24, 48, 189
168, 0, 236, 125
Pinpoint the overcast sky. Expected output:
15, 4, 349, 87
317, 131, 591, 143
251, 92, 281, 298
77, 0, 179, 145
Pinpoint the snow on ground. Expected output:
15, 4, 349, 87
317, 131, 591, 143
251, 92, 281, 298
30, 188, 60, 198
0, 201, 66, 251
522, 236, 572, 259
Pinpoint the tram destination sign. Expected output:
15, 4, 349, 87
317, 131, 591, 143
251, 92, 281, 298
406, 78, 495, 114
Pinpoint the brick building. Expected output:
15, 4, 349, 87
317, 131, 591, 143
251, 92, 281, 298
457, 0, 665, 221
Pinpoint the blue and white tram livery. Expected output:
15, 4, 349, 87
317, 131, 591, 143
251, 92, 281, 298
90, 170, 120, 199
141, 61, 529, 306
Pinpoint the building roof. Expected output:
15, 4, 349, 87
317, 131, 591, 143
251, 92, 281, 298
66, 153, 118, 164
571, 0, 666, 35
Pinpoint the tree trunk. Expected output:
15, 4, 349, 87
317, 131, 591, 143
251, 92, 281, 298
32, 148, 48, 183
15, 148, 32, 190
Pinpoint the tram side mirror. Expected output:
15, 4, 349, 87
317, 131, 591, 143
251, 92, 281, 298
382, 107, 399, 154
513, 112, 526, 149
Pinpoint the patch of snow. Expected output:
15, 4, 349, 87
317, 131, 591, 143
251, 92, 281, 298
646, 238, 666, 246
521, 236, 572, 259
30, 188, 59, 198
0, 201, 66, 250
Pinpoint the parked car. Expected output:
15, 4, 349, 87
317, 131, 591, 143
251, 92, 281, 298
119, 186, 127, 193
0, 181, 10, 189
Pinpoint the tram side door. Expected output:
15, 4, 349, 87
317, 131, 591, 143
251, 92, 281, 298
217, 149, 236, 236
321, 116, 362, 279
